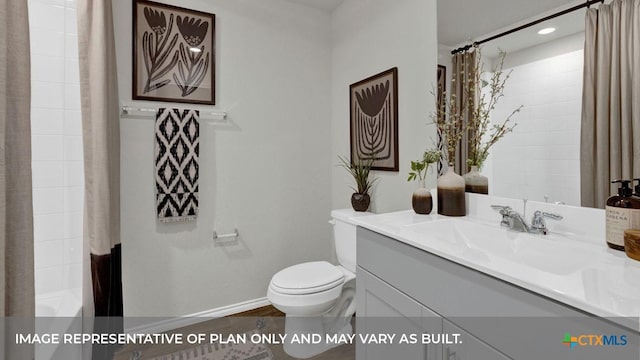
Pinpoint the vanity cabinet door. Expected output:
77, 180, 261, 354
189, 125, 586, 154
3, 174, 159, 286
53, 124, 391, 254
356, 267, 443, 360
443, 320, 511, 360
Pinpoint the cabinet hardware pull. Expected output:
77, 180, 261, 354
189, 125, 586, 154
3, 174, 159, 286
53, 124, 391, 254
445, 347, 457, 360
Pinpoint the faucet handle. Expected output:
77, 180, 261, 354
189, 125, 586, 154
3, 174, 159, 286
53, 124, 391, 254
534, 211, 563, 221
531, 210, 563, 235
490, 205, 512, 215
491, 205, 513, 228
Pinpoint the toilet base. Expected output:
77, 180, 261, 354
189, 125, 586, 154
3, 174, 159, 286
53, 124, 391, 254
282, 315, 353, 359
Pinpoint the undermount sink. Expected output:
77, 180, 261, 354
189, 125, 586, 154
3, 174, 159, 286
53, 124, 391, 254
403, 218, 597, 275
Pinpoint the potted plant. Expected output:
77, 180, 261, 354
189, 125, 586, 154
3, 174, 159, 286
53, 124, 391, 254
338, 155, 377, 212
464, 49, 522, 194
407, 149, 441, 214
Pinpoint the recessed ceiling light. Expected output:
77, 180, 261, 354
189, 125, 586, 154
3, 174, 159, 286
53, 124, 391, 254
538, 27, 556, 35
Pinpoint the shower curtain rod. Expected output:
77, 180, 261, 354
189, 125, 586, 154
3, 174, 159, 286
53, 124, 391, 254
451, 0, 605, 54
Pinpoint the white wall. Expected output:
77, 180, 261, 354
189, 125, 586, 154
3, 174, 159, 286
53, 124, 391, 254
113, 0, 333, 317
488, 33, 584, 206
331, 0, 438, 213
29, 0, 83, 297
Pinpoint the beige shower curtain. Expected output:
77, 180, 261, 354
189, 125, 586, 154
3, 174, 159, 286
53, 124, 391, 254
451, 50, 477, 175
1, 0, 34, 359
77, 0, 122, 358
581, 0, 640, 208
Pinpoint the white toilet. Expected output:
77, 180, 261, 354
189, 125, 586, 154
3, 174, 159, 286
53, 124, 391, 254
267, 209, 371, 358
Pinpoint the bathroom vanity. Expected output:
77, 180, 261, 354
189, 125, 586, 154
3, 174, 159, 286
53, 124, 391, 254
353, 195, 640, 360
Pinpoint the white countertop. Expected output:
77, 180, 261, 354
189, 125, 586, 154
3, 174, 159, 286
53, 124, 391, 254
353, 209, 640, 330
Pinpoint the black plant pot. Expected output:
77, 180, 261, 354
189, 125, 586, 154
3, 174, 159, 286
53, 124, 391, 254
412, 188, 433, 214
351, 193, 370, 212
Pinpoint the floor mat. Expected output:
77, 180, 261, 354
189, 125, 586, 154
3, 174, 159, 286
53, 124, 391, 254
146, 330, 273, 360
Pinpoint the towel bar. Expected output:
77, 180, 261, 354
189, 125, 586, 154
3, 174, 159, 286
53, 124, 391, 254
121, 105, 227, 121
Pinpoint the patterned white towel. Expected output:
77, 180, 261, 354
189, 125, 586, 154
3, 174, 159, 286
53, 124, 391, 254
155, 108, 199, 223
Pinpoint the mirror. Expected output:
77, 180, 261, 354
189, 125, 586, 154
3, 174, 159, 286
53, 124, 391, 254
437, 0, 589, 207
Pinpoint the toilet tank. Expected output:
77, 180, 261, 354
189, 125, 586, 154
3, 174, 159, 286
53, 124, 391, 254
330, 209, 372, 273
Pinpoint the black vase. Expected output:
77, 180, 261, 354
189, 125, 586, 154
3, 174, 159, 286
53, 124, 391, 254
462, 165, 489, 194
351, 193, 370, 212
412, 187, 433, 214
437, 164, 466, 216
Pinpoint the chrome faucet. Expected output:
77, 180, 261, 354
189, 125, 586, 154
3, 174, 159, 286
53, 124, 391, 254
491, 205, 563, 235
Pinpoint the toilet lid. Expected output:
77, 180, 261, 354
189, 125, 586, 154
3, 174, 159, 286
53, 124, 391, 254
270, 261, 345, 295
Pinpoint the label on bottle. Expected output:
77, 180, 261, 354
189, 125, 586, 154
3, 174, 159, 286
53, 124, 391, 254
606, 206, 640, 247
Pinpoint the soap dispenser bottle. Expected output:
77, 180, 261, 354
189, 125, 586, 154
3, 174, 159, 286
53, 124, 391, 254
606, 180, 640, 250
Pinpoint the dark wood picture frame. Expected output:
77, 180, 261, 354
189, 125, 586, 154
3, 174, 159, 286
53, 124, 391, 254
133, 0, 215, 105
349, 67, 399, 172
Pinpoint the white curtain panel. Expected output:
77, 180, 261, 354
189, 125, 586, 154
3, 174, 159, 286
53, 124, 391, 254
77, 0, 122, 357
77, 0, 122, 308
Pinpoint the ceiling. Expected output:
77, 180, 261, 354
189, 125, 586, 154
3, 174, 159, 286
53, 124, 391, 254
286, 0, 591, 56
290, 0, 580, 20
285, 0, 344, 12
478, 7, 585, 58
438, 0, 585, 50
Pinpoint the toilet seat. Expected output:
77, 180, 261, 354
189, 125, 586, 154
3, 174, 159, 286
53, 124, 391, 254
270, 261, 345, 295
267, 261, 353, 316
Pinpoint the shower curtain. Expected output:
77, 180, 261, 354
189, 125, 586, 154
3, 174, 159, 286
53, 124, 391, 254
1, 0, 34, 359
77, 0, 122, 358
450, 50, 477, 175
581, 0, 640, 208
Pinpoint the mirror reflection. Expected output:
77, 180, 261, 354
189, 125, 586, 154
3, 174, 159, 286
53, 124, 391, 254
437, 0, 637, 208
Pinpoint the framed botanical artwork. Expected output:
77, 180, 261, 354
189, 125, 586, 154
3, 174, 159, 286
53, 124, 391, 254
133, 0, 215, 105
349, 67, 399, 172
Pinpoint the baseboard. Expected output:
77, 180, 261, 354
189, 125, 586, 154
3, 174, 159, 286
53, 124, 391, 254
124, 297, 271, 334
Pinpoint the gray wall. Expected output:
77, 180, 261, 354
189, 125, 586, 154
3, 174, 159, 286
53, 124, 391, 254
114, 0, 333, 318
331, 0, 439, 213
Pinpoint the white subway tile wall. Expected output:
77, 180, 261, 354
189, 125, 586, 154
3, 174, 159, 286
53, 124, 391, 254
29, 0, 83, 296
489, 50, 583, 206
